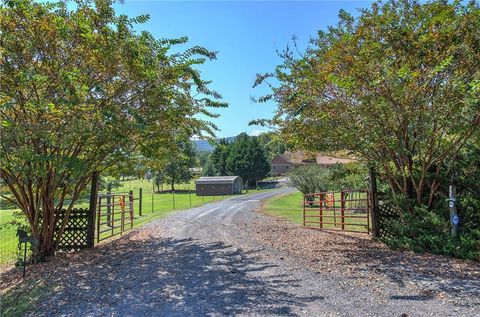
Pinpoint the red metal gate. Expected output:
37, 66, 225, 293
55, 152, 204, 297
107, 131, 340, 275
303, 189, 370, 234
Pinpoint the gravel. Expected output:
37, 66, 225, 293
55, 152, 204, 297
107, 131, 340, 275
1, 188, 479, 316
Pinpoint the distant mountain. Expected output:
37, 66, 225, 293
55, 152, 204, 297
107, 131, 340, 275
193, 136, 237, 153
193, 139, 215, 152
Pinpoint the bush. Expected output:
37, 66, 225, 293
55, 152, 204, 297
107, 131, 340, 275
288, 162, 369, 194
329, 163, 368, 190
383, 205, 480, 261
288, 165, 332, 195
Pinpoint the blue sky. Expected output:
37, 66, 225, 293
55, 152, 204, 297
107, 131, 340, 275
114, 1, 373, 138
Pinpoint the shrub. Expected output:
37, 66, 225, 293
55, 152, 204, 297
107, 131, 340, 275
383, 205, 480, 261
328, 163, 368, 190
288, 165, 332, 195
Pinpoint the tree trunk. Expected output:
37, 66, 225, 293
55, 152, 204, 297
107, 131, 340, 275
37, 234, 56, 261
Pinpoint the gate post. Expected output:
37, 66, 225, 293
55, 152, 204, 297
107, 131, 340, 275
129, 190, 134, 229
302, 194, 306, 227
340, 191, 345, 230
106, 189, 112, 227
87, 171, 100, 248
319, 194, 323, 228
368, 167, 380, 238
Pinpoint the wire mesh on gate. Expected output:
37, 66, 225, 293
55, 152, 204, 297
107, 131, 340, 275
303, 189, 371, 234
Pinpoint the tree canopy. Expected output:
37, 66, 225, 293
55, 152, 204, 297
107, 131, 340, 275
203, 133, 270, 184
226, 133, 270, 185
155, 138, 197, 192
0, 0, 226, 258
254, 0, 480, 209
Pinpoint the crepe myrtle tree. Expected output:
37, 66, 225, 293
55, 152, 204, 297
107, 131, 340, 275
0, 0, 227, 259
253, 0, 480, 210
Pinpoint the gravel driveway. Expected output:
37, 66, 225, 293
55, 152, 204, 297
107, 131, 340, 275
3, 188, 479, 316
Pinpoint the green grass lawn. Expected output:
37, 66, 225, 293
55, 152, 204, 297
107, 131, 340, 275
0, 179, 273, 264
263, 190, 371, 233
0, 205, 20, 265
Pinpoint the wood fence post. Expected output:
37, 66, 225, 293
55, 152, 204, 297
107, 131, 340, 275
189, 183, 192, 207
340, 191, 345, 230
172, 189, 176, 210
368, 167, 380, 238
139, 188, 143, 216
319, 194, 323, 229
87, 171, 99, 248
302, 195, 305, 227
106, 189, 111, 227
129, 190, 134, 229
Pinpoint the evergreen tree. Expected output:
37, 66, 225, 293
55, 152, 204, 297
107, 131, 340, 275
209, 140, 230, 176
202, 158, 216, 176
226, 133, 270, 184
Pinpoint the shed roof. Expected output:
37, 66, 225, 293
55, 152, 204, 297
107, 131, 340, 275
195, 176, 242, 185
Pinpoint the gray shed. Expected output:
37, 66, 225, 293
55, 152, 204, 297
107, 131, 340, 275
195, 176, 243, 196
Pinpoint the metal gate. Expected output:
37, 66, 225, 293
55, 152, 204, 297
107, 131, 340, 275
303, 189, 370, 234
96, 192, 135, 242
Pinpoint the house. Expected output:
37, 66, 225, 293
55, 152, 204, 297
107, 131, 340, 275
270, 151, 355, 175
195, 176, 243, 196
270, 154, 294, 175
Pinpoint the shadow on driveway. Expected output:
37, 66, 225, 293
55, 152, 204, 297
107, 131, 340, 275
17, 235, 321, 316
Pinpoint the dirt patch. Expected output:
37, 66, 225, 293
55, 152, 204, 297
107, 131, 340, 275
242, 216, 480, 307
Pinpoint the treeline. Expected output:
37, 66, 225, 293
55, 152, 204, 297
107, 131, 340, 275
146, 132, 285, 192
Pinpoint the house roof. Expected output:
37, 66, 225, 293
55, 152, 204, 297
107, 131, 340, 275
195, 176, 242, 185
271, 151, 355, 166
316, 156, 354, 165
271, 154, 293, 165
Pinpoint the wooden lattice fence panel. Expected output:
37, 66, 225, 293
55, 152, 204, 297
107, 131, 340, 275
377, 197, 401, 239
55, 208, 92, 251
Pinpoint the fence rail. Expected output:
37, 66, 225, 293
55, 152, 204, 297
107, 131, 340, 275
303, 189, 371, 234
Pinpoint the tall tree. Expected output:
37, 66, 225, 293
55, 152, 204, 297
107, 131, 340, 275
160, 139, 197, 191
202, 157, 216, 176
257, 132, 287, 161
0, 0, 226, 259
209, 139, 231, 176
226, 133, 270, 184
254, 0, 480, 209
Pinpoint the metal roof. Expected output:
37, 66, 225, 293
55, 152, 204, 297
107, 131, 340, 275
195, 176, 242, 184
